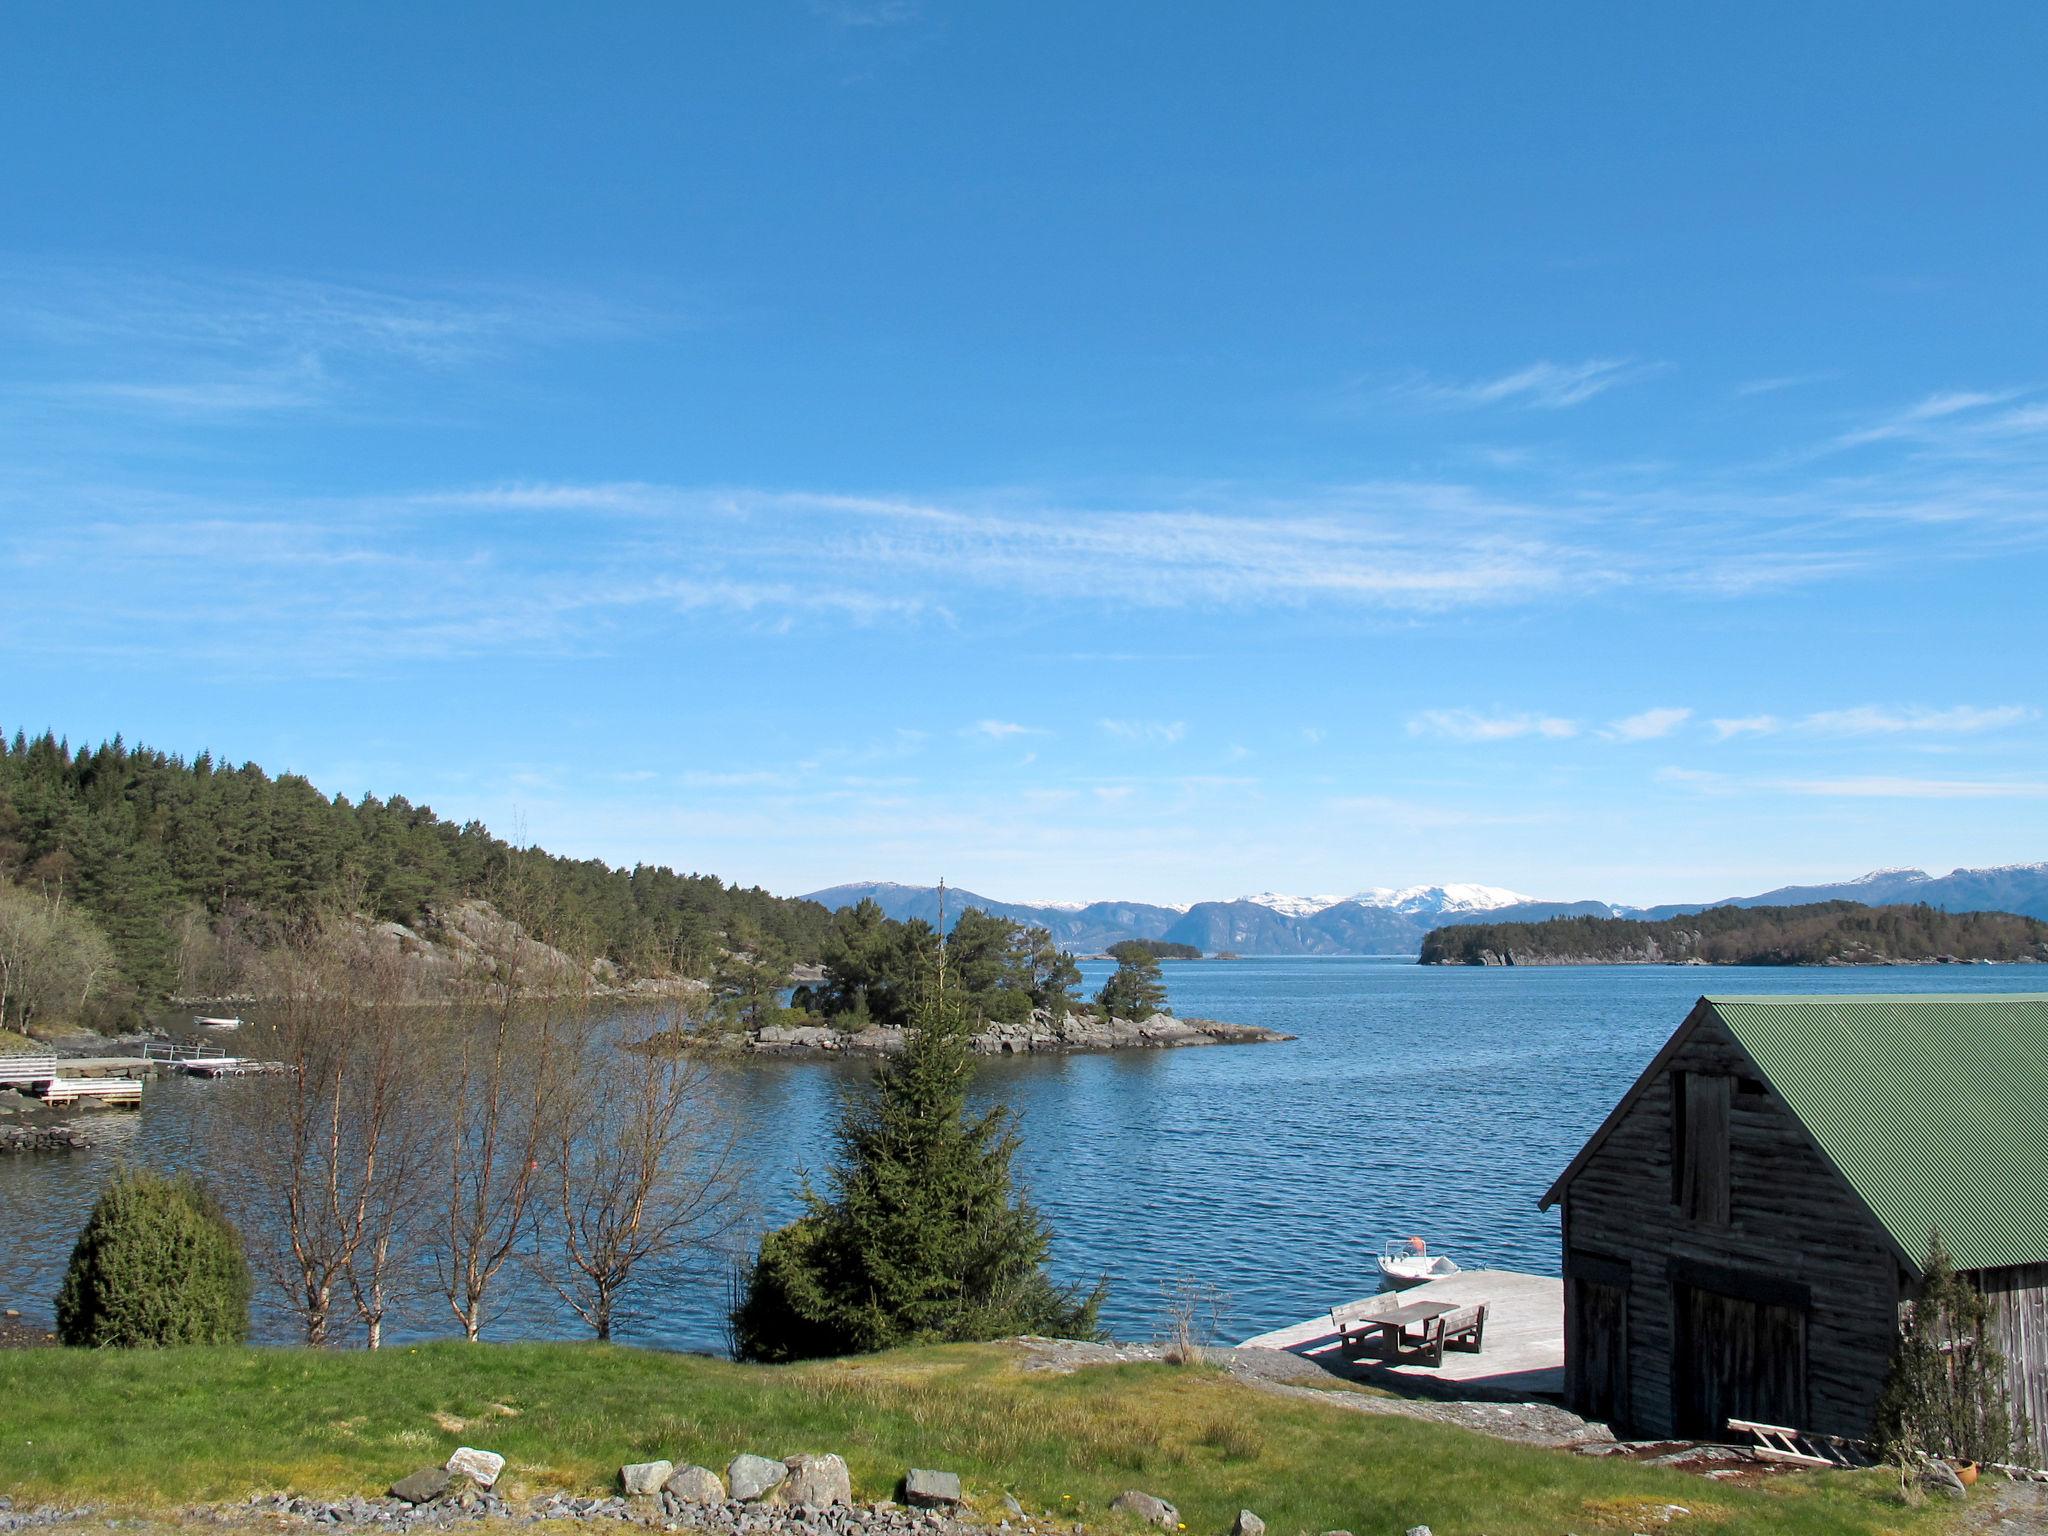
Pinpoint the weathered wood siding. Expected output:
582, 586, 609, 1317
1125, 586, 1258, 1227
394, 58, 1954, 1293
1560, 1005, 1904, 1440
1973, 1263, 2048, 1465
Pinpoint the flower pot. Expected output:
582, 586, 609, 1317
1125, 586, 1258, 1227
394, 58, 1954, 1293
1953, 1460, 1981, 1486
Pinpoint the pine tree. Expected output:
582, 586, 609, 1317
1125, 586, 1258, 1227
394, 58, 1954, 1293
1875, 1232, 2020, 1466
56, 1167, 252, 1347
1096, 951, 1168, 1020
730, 988, 1100, 1361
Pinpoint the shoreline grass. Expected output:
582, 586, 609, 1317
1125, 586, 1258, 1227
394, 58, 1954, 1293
0, 1341, 1952, 1536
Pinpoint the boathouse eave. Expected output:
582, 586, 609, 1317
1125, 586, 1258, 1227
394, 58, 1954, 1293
1538, 996, 1715, 1212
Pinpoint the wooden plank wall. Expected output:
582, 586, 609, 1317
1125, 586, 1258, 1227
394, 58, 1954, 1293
1974, 1263, 2048, 1465
1562, 1009, 1904, 1440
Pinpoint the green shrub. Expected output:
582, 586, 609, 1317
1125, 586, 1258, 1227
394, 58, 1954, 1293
55, 1167, 252, 1347
1875, 1232, 2019, 1466
731, 990, 1100, 1361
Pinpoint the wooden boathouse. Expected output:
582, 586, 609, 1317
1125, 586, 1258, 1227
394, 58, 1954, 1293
1541, 994, 2048, 1460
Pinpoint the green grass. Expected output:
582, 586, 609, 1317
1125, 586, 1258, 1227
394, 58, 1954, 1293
0, 1342, 1954, 1536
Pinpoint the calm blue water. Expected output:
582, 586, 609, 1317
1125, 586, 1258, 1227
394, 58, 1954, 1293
3, 959, 2041, 1351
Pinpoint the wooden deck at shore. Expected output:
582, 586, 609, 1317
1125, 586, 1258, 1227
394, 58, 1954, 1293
1239, 1268, 1565, 1401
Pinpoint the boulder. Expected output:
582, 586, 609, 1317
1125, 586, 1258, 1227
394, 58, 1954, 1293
1232, 1513, 1265, 1536
619, 1460, 675, 1497
390, 1468, 452, 1505
1110, 1491, 1178, 1528
729, 1453, 789, 1503
664, 1465, 726, 1505
1918, 1458, 1968, 1498
904, 1469, 963, 1508
1406, 1527, 1433, 1536
785, 1453, 853, 1508
445, 1448, 505, 1489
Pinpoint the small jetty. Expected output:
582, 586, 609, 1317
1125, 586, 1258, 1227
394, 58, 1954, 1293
1239, 1268, 1564, 1400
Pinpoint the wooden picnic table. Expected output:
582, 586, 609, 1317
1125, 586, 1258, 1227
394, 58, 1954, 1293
1365, 1299, 1459, 1346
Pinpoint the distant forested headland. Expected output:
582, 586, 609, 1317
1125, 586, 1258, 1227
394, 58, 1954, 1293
1419, 900, 2048, 967
0, 730, 834, 1027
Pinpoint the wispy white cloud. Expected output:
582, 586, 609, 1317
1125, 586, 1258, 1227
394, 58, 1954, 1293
1710, 704, 2036, 740
1393, 358, 1660, 411
1832, 389, 2024, 450
1771, 775, 2048, 800
1100, 718, 1187, 746
1407, 709, 1578, 743
1602, 706, 1692, 742
1654, 766, 1735, 794
962, 719, 1046, 742
1324, 794, 1554, 829
1735, 372, 1836, 397
0, 260, 649, 421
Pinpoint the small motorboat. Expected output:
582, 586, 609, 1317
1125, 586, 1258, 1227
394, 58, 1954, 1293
1377, 1237, 1461, 1290
193, 1015, 244, 1031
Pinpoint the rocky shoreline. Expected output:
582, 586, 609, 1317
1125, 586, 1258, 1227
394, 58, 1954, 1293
691, 1010, 1291, 1057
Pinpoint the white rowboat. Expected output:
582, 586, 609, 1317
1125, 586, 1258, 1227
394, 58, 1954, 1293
1377, 1238, 1462, 1290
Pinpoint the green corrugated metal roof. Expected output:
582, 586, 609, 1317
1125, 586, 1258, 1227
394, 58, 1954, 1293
1706, 995, 2048, 1274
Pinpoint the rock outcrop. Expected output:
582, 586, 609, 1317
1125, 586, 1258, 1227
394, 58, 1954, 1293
706, 1008, 1289, 1057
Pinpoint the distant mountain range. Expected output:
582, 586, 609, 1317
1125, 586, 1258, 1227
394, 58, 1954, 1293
802, 863, 2048, 956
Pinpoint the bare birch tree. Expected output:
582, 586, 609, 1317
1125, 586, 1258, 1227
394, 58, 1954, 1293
244, 902, 438, 1347
533, 1013, 748, 1340
435, 887, 578, 1341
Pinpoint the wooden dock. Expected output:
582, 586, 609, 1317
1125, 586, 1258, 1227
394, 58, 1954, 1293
1239, 1268, 1565, 1401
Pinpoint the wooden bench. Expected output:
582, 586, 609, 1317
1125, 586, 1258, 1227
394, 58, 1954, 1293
1409, 1303, 1487, 1367
0, 1054, 58, 1088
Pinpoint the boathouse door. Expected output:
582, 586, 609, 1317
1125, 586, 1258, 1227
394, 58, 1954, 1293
1672, 1282, 1807, 1436
1567, 1277, 1630, 1429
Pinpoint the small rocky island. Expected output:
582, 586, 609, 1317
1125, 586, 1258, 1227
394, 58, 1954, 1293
688, 1008, 1290, 1056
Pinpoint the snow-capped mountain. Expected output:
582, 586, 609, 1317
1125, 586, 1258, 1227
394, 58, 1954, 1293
806, 863, 2048, 956
1242, 884, 1534, 918
1238, 891, 1347, 917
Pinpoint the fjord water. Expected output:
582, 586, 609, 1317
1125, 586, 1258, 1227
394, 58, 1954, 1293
2, 959, 2041, 1351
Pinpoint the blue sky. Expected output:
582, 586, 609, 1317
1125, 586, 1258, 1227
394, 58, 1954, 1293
4, 2, 2046, 906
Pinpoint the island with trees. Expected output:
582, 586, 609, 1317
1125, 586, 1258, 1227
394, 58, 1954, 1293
750, 900, 1283, 1054
1419, 900, 2048, 967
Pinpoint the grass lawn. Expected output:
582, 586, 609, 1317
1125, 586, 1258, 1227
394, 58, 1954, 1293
0, 1341, 1955, 1536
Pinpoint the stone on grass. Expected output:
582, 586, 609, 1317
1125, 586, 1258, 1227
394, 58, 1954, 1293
445, 1448, 505, 1489
664, 1465, 726, 1505
729, 1453, 790, 1502
904, 1469, 963, 1508
1918, 1459, 1967, 1498
1232, 1512, 1265, 1536
785, 1453, 853, 1508
1003, 1495, 1027, 1519
1405, 1527, 1433, 1536
1110, 1490, 1178, 1528
390, 1467, 452, 1505
620, 1460, 675, 1497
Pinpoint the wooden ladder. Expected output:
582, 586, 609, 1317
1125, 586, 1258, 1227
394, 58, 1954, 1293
1726, 1419, 1873, 1468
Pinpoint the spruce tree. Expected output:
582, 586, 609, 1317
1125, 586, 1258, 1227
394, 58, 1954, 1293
1875, 1232, 2019, 1466
56, 1167, 252, 1347
731, 987, 1100, 1361
1096, 951, 1168, 1020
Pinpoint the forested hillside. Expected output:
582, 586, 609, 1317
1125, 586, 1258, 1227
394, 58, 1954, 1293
1419, 900, 2048, 967
0, 730, 831, 1021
